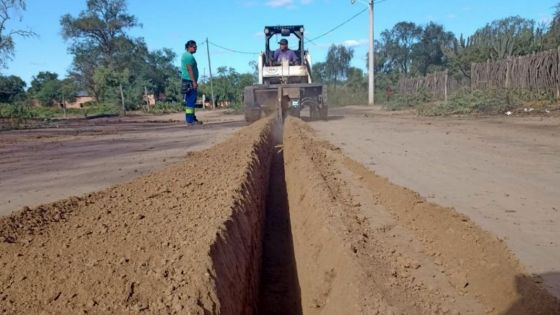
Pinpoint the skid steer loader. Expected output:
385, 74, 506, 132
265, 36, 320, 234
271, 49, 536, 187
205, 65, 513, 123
244, 25, 328, 122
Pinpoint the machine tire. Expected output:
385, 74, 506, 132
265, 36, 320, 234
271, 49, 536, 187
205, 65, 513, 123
310, 106, 320, 121
319, 104, 328, 121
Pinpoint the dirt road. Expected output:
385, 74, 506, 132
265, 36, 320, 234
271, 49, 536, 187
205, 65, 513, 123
310, 106, 560, 298
0, 110, 243, 216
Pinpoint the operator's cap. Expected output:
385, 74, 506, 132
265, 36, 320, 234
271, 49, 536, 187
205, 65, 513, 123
278, 39, 288, 45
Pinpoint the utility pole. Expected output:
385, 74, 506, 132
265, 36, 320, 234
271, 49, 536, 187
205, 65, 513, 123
206, 38, 216, 109
368, 0, 375, 105
353, 0, 375, 105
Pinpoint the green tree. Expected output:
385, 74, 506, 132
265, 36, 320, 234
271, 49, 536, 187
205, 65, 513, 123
379, 22, 422, 74
345, 67, 366, 92
0, 0, 35, 68
412, 22, 455, 76
204, 67, 255, 105
61, 0, 139, 105
28, 72, 79, 106
29, 71, 59, 95
467, 16, 540, 61
0, 74, 25, 102
60, 0, 138, 61
143, 48, 180, 101
311, 62, 327, 83
325, 45, 354, 87
543, 3, 560, 49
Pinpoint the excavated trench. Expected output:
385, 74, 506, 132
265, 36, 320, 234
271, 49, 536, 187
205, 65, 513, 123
257, 136, 303, 315
1, 117, 560, 314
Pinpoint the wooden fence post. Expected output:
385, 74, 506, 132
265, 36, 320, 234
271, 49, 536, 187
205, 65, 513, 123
444, 70, 448, 102
486, 59, 490, 87
557, 46, 560, 99
471, 63, 474, 91
505, 57, 511, 90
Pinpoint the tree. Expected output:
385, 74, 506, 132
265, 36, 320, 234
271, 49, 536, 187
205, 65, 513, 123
0, 74, 25, 102
412, 22, 455, 75
202, 67, 255, 105
28, 71, 78, 106
311, 62, 327, 83
0, 0, 35, 68
60, 0, 138, 62
143, 48, 180, 100
468, 16, 539, 61
61, 0, 139, 105
345, 67, 367, 92
248, 60, 258, 81
553, 3, 560, 25
543, 3, 560, 49
325, 45, 354, 87
29, 71, 59, 95
379, 22, 422, 74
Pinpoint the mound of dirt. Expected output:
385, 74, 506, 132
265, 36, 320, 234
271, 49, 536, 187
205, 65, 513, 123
0, 118, 274, 314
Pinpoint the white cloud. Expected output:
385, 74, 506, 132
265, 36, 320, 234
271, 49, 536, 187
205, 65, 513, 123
342, 39, 368, 47
266, 0, 294, 8
239, 0, 259, 7
265, 0, 311, 9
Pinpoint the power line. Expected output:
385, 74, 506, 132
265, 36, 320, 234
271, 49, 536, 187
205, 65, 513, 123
306, 8, 368, 43
204, 0, 392, 55
306, 0, 390, 44
208, 41, 259, 55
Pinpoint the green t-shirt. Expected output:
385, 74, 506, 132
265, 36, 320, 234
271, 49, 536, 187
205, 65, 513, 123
181, 52, 199, 81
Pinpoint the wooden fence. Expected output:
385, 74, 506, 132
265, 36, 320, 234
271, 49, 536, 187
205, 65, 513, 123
397, 47, 560, 100
397, 70, 462, 101
471, 48, 560, 98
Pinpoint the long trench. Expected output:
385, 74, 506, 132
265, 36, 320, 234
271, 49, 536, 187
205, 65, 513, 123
257, 130, 303, 315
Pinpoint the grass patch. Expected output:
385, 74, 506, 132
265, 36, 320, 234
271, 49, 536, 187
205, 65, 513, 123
0, 102, 122, 129
143, 102, 183, 114
384, 88, 433, 111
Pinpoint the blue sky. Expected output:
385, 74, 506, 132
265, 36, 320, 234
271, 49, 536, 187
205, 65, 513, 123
3, 0, 559, 84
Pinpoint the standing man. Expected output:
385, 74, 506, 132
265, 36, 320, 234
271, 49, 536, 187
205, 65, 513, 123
181, 40, 202, 125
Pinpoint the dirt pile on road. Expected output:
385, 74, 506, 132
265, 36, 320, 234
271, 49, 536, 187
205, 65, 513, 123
282, 117, 560, 314
0, 118, 274, 314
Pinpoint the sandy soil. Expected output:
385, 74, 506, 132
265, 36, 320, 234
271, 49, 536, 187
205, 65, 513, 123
0, 110, 244, 216
310, 106, 560, 298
